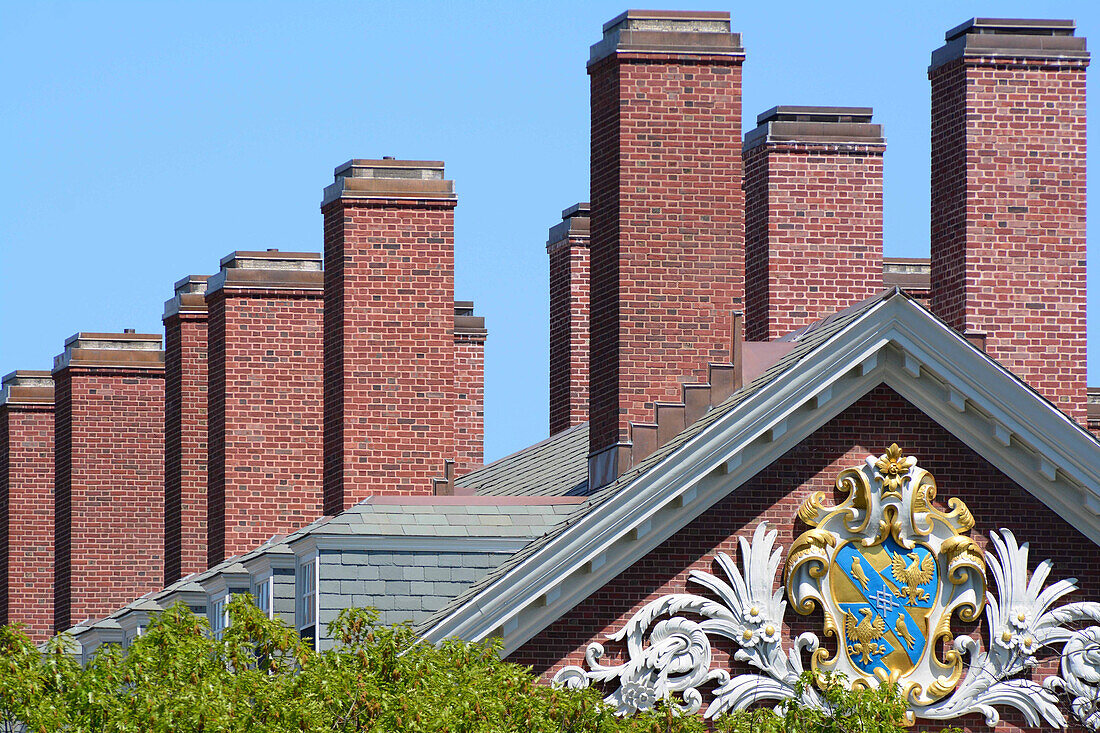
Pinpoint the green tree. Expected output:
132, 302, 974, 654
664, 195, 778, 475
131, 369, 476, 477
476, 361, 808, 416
0, 601, 946, 733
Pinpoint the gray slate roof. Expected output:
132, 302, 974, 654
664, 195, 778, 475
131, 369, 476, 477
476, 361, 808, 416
456, 421, 589, 497
416, 289, 898, 635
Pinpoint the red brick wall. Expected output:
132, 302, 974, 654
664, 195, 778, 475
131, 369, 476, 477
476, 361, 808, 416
53, 368, 164, 631
744, 142, 884, 340
454, 332, 485, 475
163, 312, 207, 582
323, 200, 456, 510
930, 55, 1088, 423
206, 288, 324, 565
548, 223, 590, 436
0, 403, 54, 642
515, 385, 1099, 731
588, 53, 745, 465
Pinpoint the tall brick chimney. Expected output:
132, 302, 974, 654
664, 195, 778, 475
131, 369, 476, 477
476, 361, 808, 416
322, 159, 458, 510
0, 370, 54, 642
163, 275, 209, 584
53, 332, 164, 631
547, 203, 591, 436
205, 251, 324, 566
743, 106, 885, 340
930, 19, 1089, 422
453, 301, 487, 475
587, 11, 745, 487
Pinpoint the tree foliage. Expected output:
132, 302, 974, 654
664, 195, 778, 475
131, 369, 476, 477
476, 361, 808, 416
0, 599, 947, 732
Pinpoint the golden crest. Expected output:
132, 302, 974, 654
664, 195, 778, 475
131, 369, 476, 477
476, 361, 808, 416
785, 445, 986, 704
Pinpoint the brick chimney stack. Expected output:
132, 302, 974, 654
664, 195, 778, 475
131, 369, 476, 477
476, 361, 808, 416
322, 159, 459, 510
205, 250, 324, 566
163, 275, 209, 584
930, 19, 1089, 422
587, 11, 746, 488
453, 301, 487, 475
53, 332, 164, 631
743, 106, 885, 340
1, 370, 54, 642
547, 203, 591, 436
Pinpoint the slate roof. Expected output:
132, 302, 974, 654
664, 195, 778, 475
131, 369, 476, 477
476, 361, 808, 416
456, 421, 589, 497
416, 289, 898, 635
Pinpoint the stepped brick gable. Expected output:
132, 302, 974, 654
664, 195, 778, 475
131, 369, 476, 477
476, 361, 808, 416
52, 333, 165, 631
547, 203, 591, 436
929, 19, 1090, 423
162, 275, 209, 583
205, 251, 324, 566
0, 371, 54, 642
743, 106, 885, 340
322, 160, 459, 509
587, 11, 746, 487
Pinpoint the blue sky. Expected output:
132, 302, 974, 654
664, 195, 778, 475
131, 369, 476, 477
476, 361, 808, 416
2, 1, 1098, 462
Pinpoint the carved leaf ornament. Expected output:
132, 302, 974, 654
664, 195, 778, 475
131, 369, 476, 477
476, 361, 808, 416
554, 445, 1100, 728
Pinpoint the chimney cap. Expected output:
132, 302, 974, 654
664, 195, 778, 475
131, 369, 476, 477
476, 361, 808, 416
601, 9, 731, 34
172, 274, 210, 295
217, 250, 322, 270
1, 370, 54, 407
561, 202, 591, 219
324, 159, 456, 207
54, 332, 164, 373
333, 159, 445, 179
756, 106, 873, 126
946, 17, 1076, 42
591, 9, 743, 66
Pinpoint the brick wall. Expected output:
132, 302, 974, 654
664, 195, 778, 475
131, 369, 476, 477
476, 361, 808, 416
930, 20, 1089, 423
322, 160, 458, 510
52, 333, 165, 631
163, 276, 208, 583
547, 204, 590, 436
514, 384, 1099, 731
454, 303, 487, 476
0, 371, 54, 642
588, 12, 746, 486
205, 252, 324, 566
744, 107, 885, 340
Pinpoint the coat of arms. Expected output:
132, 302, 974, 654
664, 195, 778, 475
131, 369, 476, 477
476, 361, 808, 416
555, 445, 1100, 729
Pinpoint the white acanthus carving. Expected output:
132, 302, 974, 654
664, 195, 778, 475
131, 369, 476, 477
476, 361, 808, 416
551, 514, 1100, 729
552, 523, 822, 718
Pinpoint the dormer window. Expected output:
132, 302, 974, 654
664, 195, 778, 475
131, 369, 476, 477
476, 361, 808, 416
253, 575, 273, 619
210, 593, 230, 639
297, 554, 319, 649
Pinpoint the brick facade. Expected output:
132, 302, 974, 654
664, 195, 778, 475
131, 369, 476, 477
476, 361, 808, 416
930, 20, 1089, 423
0, 371, 54, 642
205, 251, 324, 566
547, 204, 591, 436
163, 275, 209, 583
454, 303, 487, 476
588, 11, 746, 486
52, 333, 165, 631
744, 107, 885, 340
322, 160, 458, 510
514, 384, 1100, 731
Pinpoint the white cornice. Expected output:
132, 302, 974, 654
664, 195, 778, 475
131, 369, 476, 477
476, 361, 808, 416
421, 296, 1100, 656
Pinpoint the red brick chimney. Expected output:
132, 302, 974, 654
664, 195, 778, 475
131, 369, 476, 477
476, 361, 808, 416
587, 11, 745, 487
0, 371, 54, 642
930, 19, 1089, 422
163, 275, 208, 584
743, 106, 885, 340
453, 302, 487, 475
205, 251, 324, 566
547, 203, 590, 436
52, 332, 164, 631
322, 159, 458, 510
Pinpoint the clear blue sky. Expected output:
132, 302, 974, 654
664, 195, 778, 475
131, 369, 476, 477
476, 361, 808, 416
2, 1, 1098, 462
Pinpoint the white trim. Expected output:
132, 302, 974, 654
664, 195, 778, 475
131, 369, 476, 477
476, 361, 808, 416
421, 295, 1100, 655
296, 551, 320, 651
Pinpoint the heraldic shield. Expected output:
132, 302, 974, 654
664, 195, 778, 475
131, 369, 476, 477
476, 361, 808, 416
785, 444, 987, 705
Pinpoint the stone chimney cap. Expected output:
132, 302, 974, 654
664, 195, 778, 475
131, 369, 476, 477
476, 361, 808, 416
591, 8, 743, 65
173, 274, 210, 296
334, 159, 445, 179
217, 250, 322, 270
54, 332, 164, 372
756, 106, 873, 126
324, 159, 456, 207
561, 202, 591, 219
1, 370, 54, 407
946, 18, 1076, 42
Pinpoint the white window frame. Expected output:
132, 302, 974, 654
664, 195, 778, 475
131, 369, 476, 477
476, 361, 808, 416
253, 574, 274, 619
297, 553, 320, 650
210, 593, 230, 640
